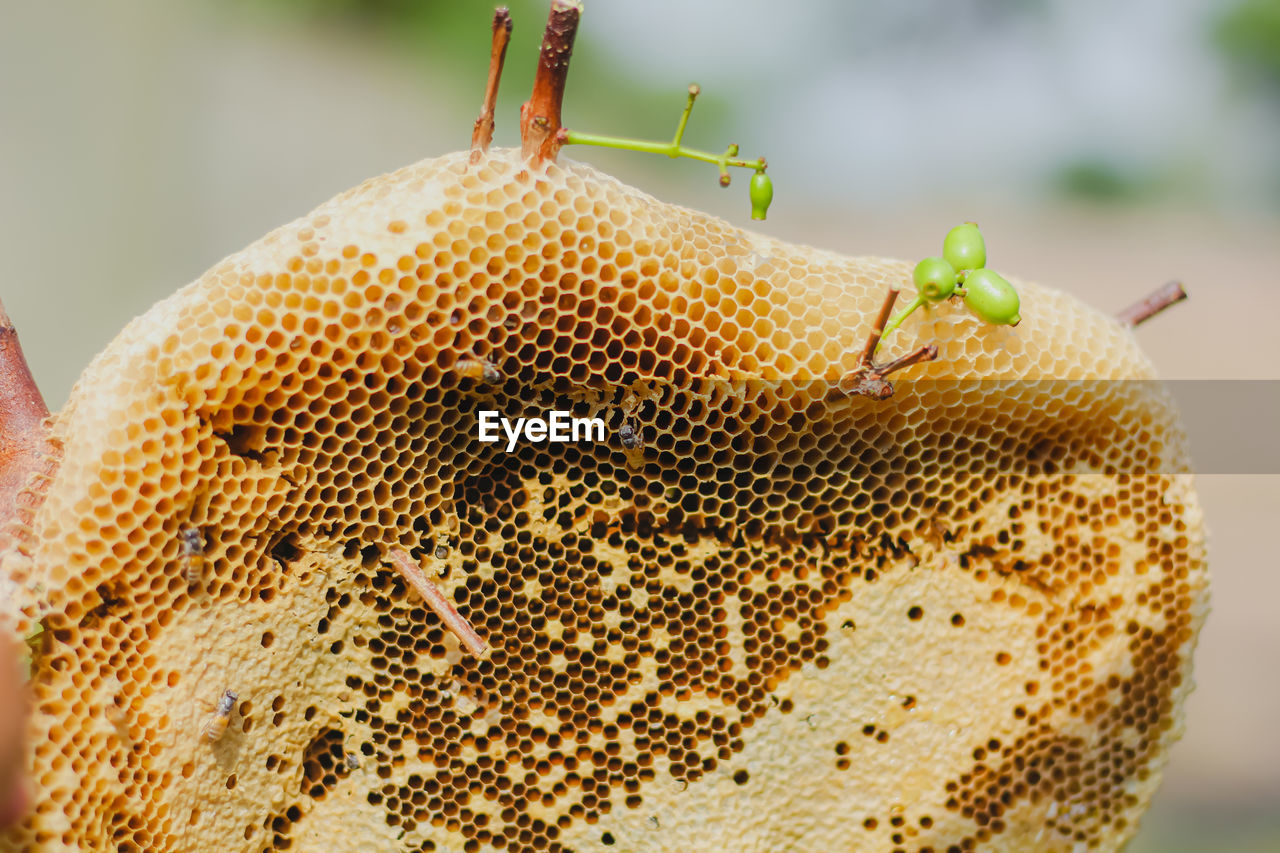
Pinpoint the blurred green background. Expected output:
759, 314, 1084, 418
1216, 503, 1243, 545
1, 1, 1278, 849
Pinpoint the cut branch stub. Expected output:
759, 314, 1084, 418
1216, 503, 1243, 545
471, 7, 513, 162
1116, 280, 1187, 328
0, 300, 52, 553
520, 0, 583, 165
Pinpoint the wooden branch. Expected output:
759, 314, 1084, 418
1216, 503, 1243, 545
0, 299, 51, 553
388, 548, 487, 657
520, 0, 583, 165
1116, 280, 1187, 328
839, 287, 939, 400
470, 7, 513, 163
0, 628, 27, 828
0, 300, 46, 826
857, 287, 900, 367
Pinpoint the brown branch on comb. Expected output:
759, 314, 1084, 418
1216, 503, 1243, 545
838, 288, 939, 400
0, 298, 49, 830
520, 0, 583, 165
1116, 280, 1188, 328
470, 7, 513, 163
0, 299, 51, 553
387, 548, 488, 657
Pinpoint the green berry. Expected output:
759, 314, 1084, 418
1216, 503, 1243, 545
749, 170, 773, 220
943, 222, 987, 273
912, 257, 958, 302
962, 269, 1021, 325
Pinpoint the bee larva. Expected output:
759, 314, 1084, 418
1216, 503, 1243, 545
455, 355, 501, 384
201, 689, 238, 742
179, 525, 205, 585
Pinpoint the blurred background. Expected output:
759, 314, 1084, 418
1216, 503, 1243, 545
1, 0, 1277, 848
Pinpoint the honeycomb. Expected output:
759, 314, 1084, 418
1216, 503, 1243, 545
0, 147, 1207, 852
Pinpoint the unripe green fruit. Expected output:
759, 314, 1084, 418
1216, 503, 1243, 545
943, 222, 986, 273
749, 170, 773, 220
912, 257, 958, 302
962, 269, 1021, 325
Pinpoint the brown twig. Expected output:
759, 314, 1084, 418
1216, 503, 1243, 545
520, 0, 583, 165
470, 7, 513, 163
839, 288, 939, 400
1116, 280, 1188, 328
388, 548, 487, 657
0, 299, 51, 553
858, 287, 900, 366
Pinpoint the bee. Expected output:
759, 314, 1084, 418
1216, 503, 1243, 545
201, 688, 238, 742
179, 525, 205, 586
619, 421, 643, 450
344, 751, 361, 771
455, 355, 501, 384
618, 390, 650, 451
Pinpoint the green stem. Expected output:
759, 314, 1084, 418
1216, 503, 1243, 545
671, 85, 698, 149
876, 295, 926, 353
562, 129, 767, 172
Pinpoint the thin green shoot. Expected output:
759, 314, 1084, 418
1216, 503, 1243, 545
559, 84, 770, 217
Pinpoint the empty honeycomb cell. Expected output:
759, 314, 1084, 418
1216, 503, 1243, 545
0, 148, 1206, 852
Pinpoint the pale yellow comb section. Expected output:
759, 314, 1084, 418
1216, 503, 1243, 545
1, 148, 1206, 852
